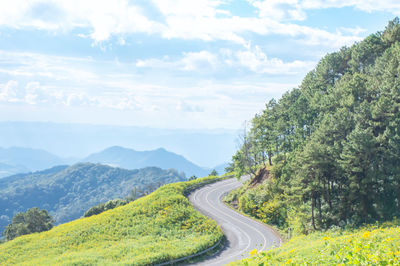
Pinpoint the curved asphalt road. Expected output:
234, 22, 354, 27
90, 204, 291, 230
188, 177, 282, 265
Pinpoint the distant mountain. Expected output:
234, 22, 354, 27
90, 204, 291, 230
0, 121, 237, 167
0, 147, 70, 178
82, 146, 209, 178
0, 162, 30, 179
0, 163, 186, 232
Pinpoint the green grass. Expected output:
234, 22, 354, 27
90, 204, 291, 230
231, 221, 400, 265
0, 176, 224, 265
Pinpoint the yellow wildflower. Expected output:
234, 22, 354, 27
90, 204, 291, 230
362, 231, 371, 238
249, 248, 258, 256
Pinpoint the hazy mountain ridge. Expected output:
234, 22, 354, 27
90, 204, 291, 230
82, 146, 211, 177
0, 147, 69, 178
0, 145, 228, 179
0, 163, 186, 232
0, 121, 236, 167
0, 162, 30, 179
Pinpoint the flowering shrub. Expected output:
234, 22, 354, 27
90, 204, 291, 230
231, 221, 400, 265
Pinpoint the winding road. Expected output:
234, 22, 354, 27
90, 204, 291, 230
188, 177, 282, 265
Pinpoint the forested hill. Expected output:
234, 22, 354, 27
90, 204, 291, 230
229, 18, 400, 233
0, 163, 185, 232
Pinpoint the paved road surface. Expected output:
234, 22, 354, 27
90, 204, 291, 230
188, 177, 282, 265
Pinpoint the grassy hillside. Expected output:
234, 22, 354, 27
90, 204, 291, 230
231, 222, 400, 265
0, 176, 224, 265
0, 163, 185, 231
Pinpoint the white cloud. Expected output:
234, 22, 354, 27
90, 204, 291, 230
151, 0, 223, 18
300, 0, 400, 14
25, 81, 42, 104
0, 80, 53, 104
0, 48, 310, 129
0, 80, 20, 102
249, 0, 306, 20
340, 26, 367, 36
0, 0, 366, 48
136, 50, 218, 71
176, 100, 205, 112
250, 0, 400, 21
0, 0, 165, 42
0, 77, 145, 111
137, 47, 316, 75
235, 45, 316, 74
181, 51, 218, 71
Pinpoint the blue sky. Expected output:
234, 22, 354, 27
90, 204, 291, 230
0, 0, 398, 129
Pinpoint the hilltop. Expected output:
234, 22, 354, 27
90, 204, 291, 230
82, 146, 210, 177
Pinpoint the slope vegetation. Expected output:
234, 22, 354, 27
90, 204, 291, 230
0, 163, 185, 231
0, 176, 223, 265
232, 222, 400, 265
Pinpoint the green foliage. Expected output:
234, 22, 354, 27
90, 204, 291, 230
0, 176, 224, 265
229, 18, 400, 233
189, 175, 198, 181
3, 207, 54, 241
0, 163, 186, 232
231, 221, 400, 265
83, 199, 128, 218
209, 169, 218, 176
226, 177, 287, 229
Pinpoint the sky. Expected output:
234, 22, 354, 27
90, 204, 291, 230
0, 0, 398, 130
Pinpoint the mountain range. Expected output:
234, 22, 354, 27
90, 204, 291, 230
0, 121, 236, 168
0, 146, 227, 179
82, 146, 212, 177
0, 163, 186, 233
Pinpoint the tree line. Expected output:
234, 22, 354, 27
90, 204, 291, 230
229, 18, 400, 233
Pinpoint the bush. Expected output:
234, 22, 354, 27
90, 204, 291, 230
84, 199, 128, 217
2, 207, 54, 241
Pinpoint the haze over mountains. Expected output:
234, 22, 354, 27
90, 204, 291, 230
0, 145, 227, 179
0, 147, 70, 178
82, 146, 211, 177
0, 121, 237, 168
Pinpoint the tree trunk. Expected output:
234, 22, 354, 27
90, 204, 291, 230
397, 181, 400, 214
312, 196, 316, 230
318, 196, 322, 227
268, 150, 272, 166
328, 180, 333, 210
